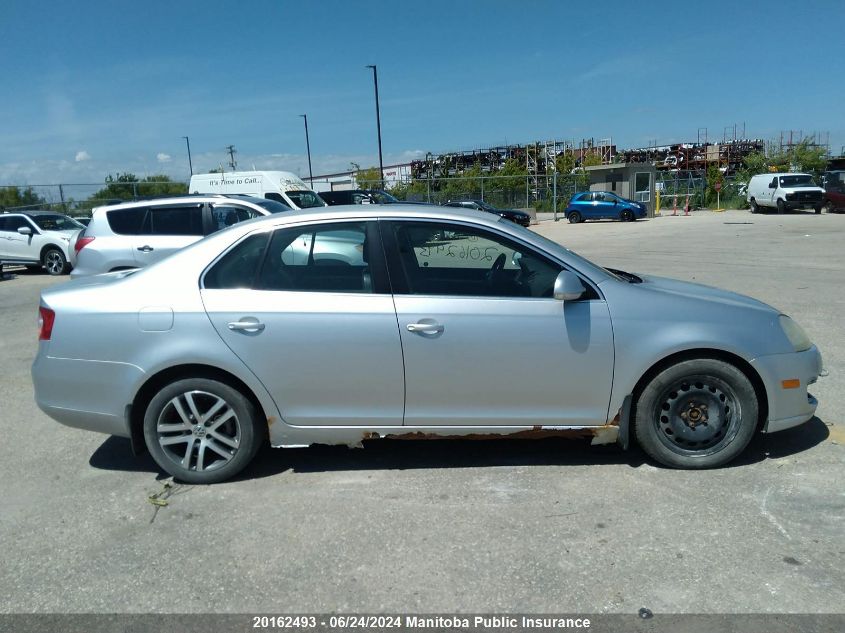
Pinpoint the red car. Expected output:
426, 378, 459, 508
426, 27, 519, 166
822, 171, 845, 212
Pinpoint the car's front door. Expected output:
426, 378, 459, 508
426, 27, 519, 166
382, 220, 615, 427
0, 216, 37, 262
201, 220, 405, 426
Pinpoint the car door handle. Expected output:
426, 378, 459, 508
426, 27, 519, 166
227, 320, 265, 332
137, 245, 154, 252
406, 322, 444, 334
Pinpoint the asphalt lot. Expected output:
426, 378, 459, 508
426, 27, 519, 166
0, 209, 843, 615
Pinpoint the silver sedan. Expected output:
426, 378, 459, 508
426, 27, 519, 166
32, 206, 824, 483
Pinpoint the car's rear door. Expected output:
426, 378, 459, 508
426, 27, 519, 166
201, 220, 405, 427
133, 203, 205, 267
382, 219, 614, 427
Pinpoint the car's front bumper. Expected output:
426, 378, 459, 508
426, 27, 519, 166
750, 345, 823, 433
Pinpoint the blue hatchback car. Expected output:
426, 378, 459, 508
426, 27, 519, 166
564, 191, 647, 223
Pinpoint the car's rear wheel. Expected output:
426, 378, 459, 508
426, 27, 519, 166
568, 211, 582, 224
42, 248, 69, 275
749, 199, 758, 214
620, 209, 634, 222
633, 358, 758, 469
143, 378, 264, 484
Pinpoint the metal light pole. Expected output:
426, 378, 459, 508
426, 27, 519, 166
366, 65, 385, 190
182, 136, 193, 176
299, 114, 313, 186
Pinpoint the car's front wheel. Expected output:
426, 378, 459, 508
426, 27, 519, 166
620, 209, 634, 222
567, 211, 582, 224
143, 378, 264, 484
42, 248, 69, 275
633, 358, 758, 469
777, 199, 786, 214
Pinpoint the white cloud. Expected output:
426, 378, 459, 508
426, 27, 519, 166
157, 153, 172, 163
75, 151, 91, 162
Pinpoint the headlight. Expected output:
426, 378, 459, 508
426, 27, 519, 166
779, 315, 812, 352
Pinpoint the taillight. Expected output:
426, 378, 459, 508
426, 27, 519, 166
38, 306, 55, 341
75, 236, 95, 254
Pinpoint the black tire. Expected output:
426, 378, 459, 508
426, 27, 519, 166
620, 209, 634, 222
776, 199, 786, 214
633, 358, 758, 469
568, 211, 582, 224
814, 204, 822, 214
143, 378, 264, 484
42, 248, 69, 276
749, 199, 758, 214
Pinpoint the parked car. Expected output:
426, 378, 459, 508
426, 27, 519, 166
320, 189, 401, 205
33, 205, 823, 483
70, 195, 288, 278
747, 173, 825, 214
0, 211, 85, 275
443, 199, 531, 227
189, 171, 326, 209
820, 170, 845, 212
564, 191, 647, 223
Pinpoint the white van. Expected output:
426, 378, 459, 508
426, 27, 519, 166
747, 172, 824, 214
189, 171, 327, 209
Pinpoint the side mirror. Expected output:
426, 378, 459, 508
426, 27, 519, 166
17, 227, 32, 236
553, 270, 586, 301
768, 182, 777, 189
511, 251, 522, 266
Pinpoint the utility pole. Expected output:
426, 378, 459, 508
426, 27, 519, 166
226, 145, 238, 171
365, 65, 385, 189
182, 136, 193, 176
299, 115, 313, 186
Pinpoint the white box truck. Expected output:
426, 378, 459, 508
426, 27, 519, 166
189, 171, 327, 209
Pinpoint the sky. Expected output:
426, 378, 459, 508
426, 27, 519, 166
1, 0, 842, 187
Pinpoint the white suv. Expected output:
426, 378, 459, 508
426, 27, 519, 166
71, 195, 288, 278
0, 211, 84, 275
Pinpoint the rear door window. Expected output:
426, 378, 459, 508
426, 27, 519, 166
148, 206, 204, 235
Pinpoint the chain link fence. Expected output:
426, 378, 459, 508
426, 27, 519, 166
0, 181, 189, 217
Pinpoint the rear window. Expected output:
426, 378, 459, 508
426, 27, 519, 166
107, 208, 147, 235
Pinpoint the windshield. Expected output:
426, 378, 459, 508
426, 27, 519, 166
370, 190, 400, 204
477, 200, 498, 211
286, 190, 326, 209
31, 215, 84, 231
253, 199, 290, 214
780, 175, 815, 188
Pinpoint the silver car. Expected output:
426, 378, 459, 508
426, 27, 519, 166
70, 195, 289, 278
32, 206, 824, 483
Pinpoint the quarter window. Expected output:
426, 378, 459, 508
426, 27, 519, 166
387, 221, 563, 298
106, 208, 147, 235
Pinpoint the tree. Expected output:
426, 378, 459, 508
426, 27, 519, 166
0, 186, 46, 211
355, 166, 382, 189
581, 153, 603, 167
554, 152, 577, 174
91, 173, 187, 202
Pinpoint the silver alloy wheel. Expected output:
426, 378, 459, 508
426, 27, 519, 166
156, 390, 241, 472
44, 250, 65, 275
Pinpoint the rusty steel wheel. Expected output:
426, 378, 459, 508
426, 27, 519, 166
634, 358, 758, 469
